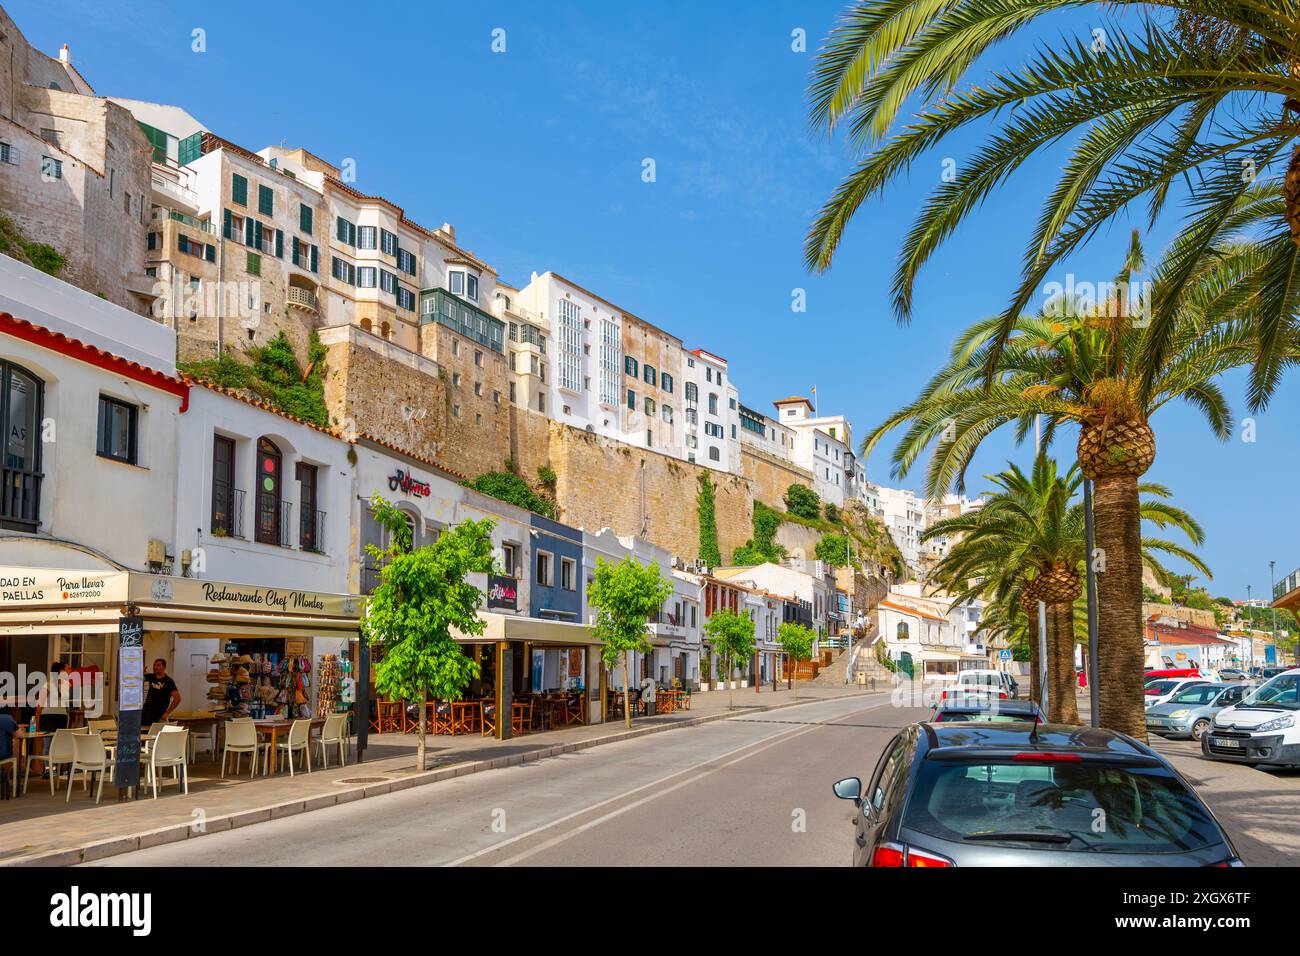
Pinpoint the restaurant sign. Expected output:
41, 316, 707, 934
128, 576, 361, 618
488, 574, 518, 611
0, 569, 129, 606
388, 468, 431, 498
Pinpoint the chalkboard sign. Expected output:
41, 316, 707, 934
115, 616, 144, 791
498, 645, 513, 740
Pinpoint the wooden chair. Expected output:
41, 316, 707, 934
512, 699, 532, 735
566, 694, 584, 725
429, 701, 452, 735
480, 701, 498, 737
376, 700, 403, 735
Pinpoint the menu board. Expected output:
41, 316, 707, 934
115, 617, 144, 791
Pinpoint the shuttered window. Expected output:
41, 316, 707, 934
232, 173, 248, 206
258, 184, 274, 216
299, 204, 313, 234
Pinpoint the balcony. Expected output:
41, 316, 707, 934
287, 286, 318, 313
1, 465, 41, 531
152, 206, 213, 234
493, 296, 543, 326
300, 508, 326, 554
1274, 567, 1300, 614
210, 484, 245, 538
254, 497, 293, 547
151, 174, 199, 211
419, 288, 505, 353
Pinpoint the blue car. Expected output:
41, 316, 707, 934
1145, 683, 1254, 741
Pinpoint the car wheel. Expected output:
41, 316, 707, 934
1192, 719, 1210, 741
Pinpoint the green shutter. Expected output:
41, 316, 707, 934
310, 245, 318, 273
223, 208, 232, 240
246, 251, 260, 276
292, 237, 300, 267
300, 204, 312, 234
259, 184, 274, 216
244, 217, 254, 247
205, 244, 216, 263
275, 229, 284, 259
232, 173, 247, 206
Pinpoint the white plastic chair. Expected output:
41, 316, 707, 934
24, 727, 75, 795
143, 727, 189, 798
274, 719, 312, 775
221, 720, 269, 778
314, 714, 347, 769
66, 731, 108, 804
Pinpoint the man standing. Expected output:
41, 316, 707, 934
141, 659, 180, 726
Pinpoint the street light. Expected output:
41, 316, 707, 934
1270, 561, 1279, 662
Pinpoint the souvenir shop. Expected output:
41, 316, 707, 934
0, 566, 362, 723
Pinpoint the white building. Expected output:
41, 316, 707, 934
682, 348, 740, 472
771, 397, 854, 507
737, 402, 795, 464
875, 585, 987, 681
714, 562, 833, 642
874, 485, 926, 574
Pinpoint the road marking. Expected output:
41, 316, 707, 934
443, 695, 892, 867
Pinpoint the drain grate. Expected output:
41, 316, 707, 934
336, 776, 390, 784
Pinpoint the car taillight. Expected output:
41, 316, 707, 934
999, 692, 1007, 699
869, 843, 955, 868
1013, 752, 1082, 762
870, 843, 906, 867
906, 847, 955, 868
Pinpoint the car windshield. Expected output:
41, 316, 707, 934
1242, 673, 1300, 710
1169, 686, 1221, 705
959, 674, 1001, 687
937, 713, 1033, 723
903, 759, 1221, 853
1145, 680, 1177, 694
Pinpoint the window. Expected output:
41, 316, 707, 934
297, 462, 320, 552
537, 551, 553, 587
246, 252, 261, 276
466, 274, 479, 301
643, 364, 657, 387
708, 446, 720, 462
449, 271, 465, 295
258, 184, 274, 216
705, 422, 724, 438
731, 424, 737, 439
211, 435, 237, 536
474, 382, 483, 397
502, 542, 519, 577
646, 429, 653, 446
299, 203, 313, 234
708, 393, 719, 415
685, 382, 698, 404
0, 360, 44, 530
331, 256, 356, 285
624, 355, 638, 377
397, 287, 416, 311
897, 621, 910, 641
336, 216, 356, 246
232, 173, 248, 206
452, 404, 461, 418
706, 367, 713, 383
661, 372, 673, 393
397, 248, 417, 275
0, 141, 15, 165
380, 229, 398, 256
357, 266, 377, 288
474, 350, 483, 367
452, 372, 461, 386
626, 389, 635, 410
40, 156, 62, 179
644, 396, 656, 416
662, 405, 673, 423
380, 270, 398, 295
358, 225, 377, 250
254, 437, 284, 546
96, 396, 137, 464
561, 557, 576, 591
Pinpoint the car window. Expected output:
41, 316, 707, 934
1146, 680, 1176, 694
867, 736, 904, 812
1170, 686, 1220, 705
878, 737, 913, 814
937, 713, 1030, 723
1216, 687, 1243, 705
1244, 673, 1300, 709
903, 759, 1222, 853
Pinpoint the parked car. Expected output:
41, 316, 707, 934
1145, 668, 1202, 680
1218, 668, 1248, 682
1203, 668, 1300, 767
942, 670, 1011, 701
1144, 678, 1211, 709
1146, 683, 1255, 741
832, 722, 1241, 866
931, 696, 1045, 724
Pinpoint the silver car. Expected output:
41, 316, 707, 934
1146, 683, 1254, 741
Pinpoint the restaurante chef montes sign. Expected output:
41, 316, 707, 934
128, 576, 360, 618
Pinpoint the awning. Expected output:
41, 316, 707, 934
0, 566, 361, 639
456, 611, 601, 647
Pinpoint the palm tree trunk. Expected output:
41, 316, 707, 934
1285, 141, 1300, 244
1048, 604, 1080, 724
1093, 472, 1147, 740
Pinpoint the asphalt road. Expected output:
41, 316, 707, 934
93, 691, 923, 867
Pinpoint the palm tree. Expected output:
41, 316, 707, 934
805, 0, 1300, 403
926, 456, 1210, 728
871, 278, 1264, 735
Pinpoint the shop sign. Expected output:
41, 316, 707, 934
388, 468, 431, 498
0, 569, 129, 606
488, 574, 518, 611
116, 616, 144, 790
129, 576, 361, 618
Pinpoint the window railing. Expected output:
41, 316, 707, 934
300, 509, 326, 553
1, 465, 41, 530
211, 484, 245, 538
1275, 569, 1300, 602
151, 175, 198, 207
255, 497, 293, 547
287, 286, 318, 311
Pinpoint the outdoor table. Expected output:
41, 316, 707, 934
253, 718, 325, 775
11, 730, 51, 795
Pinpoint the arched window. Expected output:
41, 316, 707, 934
896, 621, 910, 641
360, 318, 372, 333
1, 360, 44, 530
381, 321, 391, 340
254, 437, 283, 545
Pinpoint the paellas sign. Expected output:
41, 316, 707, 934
128, 576, 361, 618
0, 569, 129, 605
388, 468, 431, 498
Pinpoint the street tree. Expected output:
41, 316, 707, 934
362, 496, 495, 770
778, 622, 815, 701
588, 556, 674, 728
705, 607, 757, 711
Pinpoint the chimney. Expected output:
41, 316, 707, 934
59, 43, 70, 64
440, 222, 455, 242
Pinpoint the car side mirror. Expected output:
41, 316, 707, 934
832, 777, 862, 804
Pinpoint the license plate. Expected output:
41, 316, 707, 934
1147, 720, 1167, 728
1211, 737, 1242, 749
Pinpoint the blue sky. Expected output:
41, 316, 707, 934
12, 0, 1297, 601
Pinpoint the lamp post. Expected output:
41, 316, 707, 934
1270, 561, 1278, 662
1246, 584, 1253, 670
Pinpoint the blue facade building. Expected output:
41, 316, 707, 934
529, 513, 584, 622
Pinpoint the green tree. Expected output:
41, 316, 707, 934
778, 622, 815, 701
588, 556, 674, 728
784, 483, 821, 521
362, 496, 495, 770
468, 470, 555, 518
704, 607, 757, 711
697, 474, 722, 566
815, 533, 853, 569
805, 1, 1300, 407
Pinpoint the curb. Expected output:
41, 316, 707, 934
7, 688, 878, 866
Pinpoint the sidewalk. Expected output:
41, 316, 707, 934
0, 683, 872, 867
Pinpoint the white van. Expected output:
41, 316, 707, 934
1202, 667, 1300, 766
